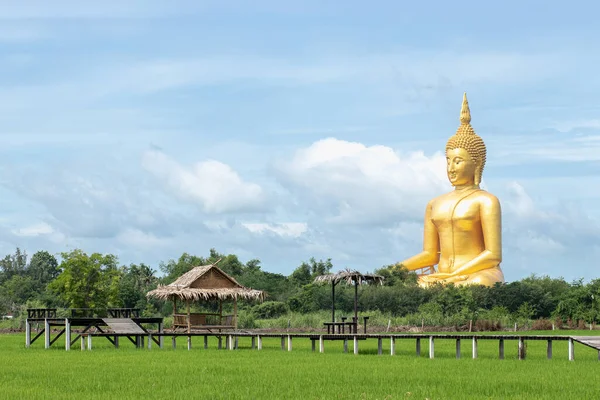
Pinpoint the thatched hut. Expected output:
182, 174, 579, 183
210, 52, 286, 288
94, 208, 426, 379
147, 263, 266, 332
313, 269, 384, 327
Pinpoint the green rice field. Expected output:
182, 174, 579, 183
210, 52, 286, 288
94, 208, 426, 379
1, 331, 600, 399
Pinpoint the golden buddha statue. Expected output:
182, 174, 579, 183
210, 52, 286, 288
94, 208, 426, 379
397, 93, 504, 287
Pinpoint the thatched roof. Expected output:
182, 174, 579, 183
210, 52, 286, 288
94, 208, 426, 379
313, 269, 385, 286
147, 264, 266, 302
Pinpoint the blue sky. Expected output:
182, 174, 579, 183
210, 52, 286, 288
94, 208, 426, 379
1, 0, 600, 281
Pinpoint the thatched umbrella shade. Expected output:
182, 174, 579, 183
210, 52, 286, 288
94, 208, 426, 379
147, 263, 266, 332
313, 269, 384, 324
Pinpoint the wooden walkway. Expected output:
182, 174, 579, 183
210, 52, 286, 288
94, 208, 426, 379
48, 331, 600, 361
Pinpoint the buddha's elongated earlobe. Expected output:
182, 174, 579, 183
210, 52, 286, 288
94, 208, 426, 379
474, 165, 482, 186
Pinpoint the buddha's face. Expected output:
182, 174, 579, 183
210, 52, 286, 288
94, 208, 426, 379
446, 148, 477, 186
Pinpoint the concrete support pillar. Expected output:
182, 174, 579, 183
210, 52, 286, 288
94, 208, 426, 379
472, 337, 478, 359
25, 319, 31, 348
251, 336, 255, 350
353, 336, 359, 355
390, 336, 395, 356
148, 334, 152, 350
287, 335, 292, 352
499, 339, 505, 360
416, 338, 421, 357
80, 335, 85, 351
114, 336, 119, 349
547, 340, 552, 359
257, 335, 262, 350
204, 335, 208, 349
319, 335, 324, 353
172, 336, 176, 350
568, 338, 574, 361
65, 319, 71, 351
44, 319, 50, 349
343, 338, 348, 353
377, 338, 382, 355
187, 336, 191, 351
455, 339, 461, 359
518, 337, 525, 360
428, 336, 434, 359
87, 334, 92, 351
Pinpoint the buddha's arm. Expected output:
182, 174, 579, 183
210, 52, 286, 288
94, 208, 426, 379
396, 200, 440, 271
450, 195, 502, 277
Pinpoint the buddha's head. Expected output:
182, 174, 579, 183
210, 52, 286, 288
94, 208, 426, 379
445, 93, 486, 187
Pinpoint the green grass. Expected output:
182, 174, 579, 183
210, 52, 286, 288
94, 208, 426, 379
1, 331, 600, 399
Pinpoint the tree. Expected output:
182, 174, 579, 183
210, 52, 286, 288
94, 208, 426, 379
27, 250, 59, 289
49, 249, 120, 309
0, 247, 28, 284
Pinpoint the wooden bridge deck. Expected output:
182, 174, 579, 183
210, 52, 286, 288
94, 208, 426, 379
572, 336, 600, 350
102, 318, 146, 334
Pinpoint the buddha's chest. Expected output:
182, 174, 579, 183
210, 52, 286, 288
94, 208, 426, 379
430, 196, 480, 230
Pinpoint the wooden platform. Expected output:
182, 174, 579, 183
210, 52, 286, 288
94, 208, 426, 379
102, 318, 146, 334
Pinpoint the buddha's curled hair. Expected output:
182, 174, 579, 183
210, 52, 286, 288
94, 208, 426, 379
446, 93, 487, 185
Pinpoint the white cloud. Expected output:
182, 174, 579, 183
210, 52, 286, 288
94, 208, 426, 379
242, 222, 307, 238
116, 228, 169, 248
142, 149, 265, 213
12, 222, 54, 237
274, 138, 448, 225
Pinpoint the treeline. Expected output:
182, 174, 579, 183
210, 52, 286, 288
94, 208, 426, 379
1, 247, 599, 329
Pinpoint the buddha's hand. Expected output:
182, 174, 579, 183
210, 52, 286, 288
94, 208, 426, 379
420, 273, 451, 284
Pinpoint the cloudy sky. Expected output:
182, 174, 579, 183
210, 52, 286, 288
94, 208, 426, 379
1, 0, 599, 281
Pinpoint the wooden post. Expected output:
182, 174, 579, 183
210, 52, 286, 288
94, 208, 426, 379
158, 322, 164, 349
390, 336, 395, 356
568, 338, 574, 361
87, 334, 92, 351
186, 300, 191, 334
429, 336, 434, 359
377, 338, 382, 355
518, 337, 525, 360
25, 319, 31, 348
257, 335, 262, 350
287, 335, 292, 352
172, 336, 176, 350
219, 299, 223, 324
233, 297, 238, 330
547, 340, 552, 359
499, 339, 505, 360
65, 319, 71, 351
115, 336, 119, 349
331, 281, 336, 323
353, 336, 359, 355
455, 338, 461, 359
44, 319, 50, 349
416, 338, 421, 357
472, 337, 478, 359
319, 335, 324, 353
204, 335, 208, 349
